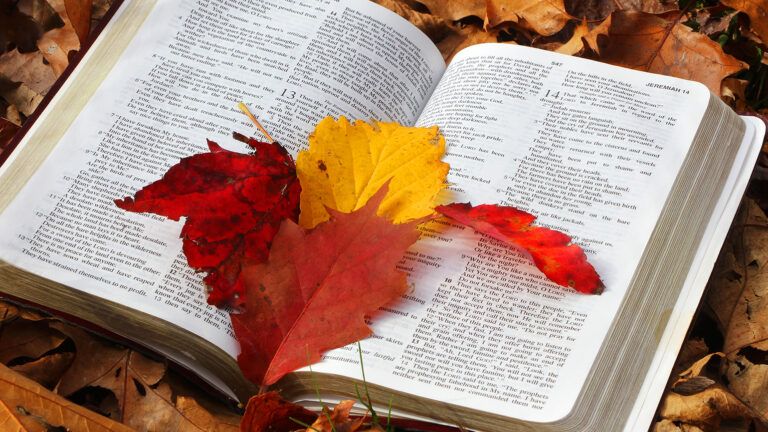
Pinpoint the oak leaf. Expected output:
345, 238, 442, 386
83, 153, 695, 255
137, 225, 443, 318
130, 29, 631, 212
232, 188, 421, 385
596, 10, 746, 95
436, 203, 603, 294
240, 392, 316, 432
116, 137, 301, 306
0, 362, 133, 432
297, 116, 447, 229
486, 0, 572, 36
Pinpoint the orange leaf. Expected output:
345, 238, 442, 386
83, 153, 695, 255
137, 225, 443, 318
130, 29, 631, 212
437, 203, 603, 294
596, 10, 746, 95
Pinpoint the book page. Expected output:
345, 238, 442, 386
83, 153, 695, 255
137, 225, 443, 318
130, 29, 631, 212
0, 0, 444, 358
307, 44, 713, 422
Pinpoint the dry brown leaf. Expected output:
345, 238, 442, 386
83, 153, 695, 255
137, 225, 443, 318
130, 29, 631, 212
17, 0, 65, 34
4, 104, 21, 125
437, 26, 502, 62
486, 0, 571, 36
91, 0, 113, 23
566, 0, 677, 20
305, 400, 365, 432
0, 362, 133, 432
721, 0, 768, 43
0, 7, 42, 54
0, 49, 57, 95
700, 10, 739, 36
0, 82, 43, 116
652, 419, 705, 432
0, 319, 65, 364
53, 323, 238, 431
175, 396, 240, 432
373, 0, 455, 41
659, 384, 752, 430
63, 0, 93, 43
673, 338, 710, 376
724, 353, 768, 421
706, 200, 768, 355
721, 77, 749, 111
10, 352, 74, 389
36, 0, 81, 76
415, 0, 486, 21
678, 353, 724, 381
583, 15, 611, 54
0, 400, 29, 432
596, 10, 746, 95
50, 322, 127, 398
0, 302, 19, 324
554, 18, 589, 55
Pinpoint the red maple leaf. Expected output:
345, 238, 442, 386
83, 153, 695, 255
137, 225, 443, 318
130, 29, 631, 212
436, 203, 603, 294
115, 137, 300, 306
232, 188, 420, 386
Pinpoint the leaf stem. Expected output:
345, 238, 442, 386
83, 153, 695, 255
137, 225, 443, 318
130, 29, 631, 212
238, 102, 275, 143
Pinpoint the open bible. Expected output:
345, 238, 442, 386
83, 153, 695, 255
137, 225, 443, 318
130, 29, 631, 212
0, 0, 763, 430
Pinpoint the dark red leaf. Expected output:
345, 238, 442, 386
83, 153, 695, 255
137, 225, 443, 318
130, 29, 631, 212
240, 391, 316, 432
115, 137, 300, 306
436, 203, 603, 294
232, 188, 420, 386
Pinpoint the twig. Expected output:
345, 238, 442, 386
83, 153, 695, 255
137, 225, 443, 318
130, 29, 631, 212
238, 102, 275, 143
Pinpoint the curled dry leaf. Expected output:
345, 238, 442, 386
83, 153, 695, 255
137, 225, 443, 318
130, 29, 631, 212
658, 384, 752, 430
0, 301, 19, 324
304, 400, 365, 432
720, 0, 768, 43
116, 138, 301, 306
416, 0, 487, 21
240, 391, 316, 432
0, 318, 66, 364
297, 116, 448, 229
596, 10, 746, 95
554, 19, 589, 55
0, 362, 133, 432
10, 351, 74, 389
486, 0, 571, 36
233, 188, 421, 385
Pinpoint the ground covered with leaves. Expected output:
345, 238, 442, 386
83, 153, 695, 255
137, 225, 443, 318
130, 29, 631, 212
2, 0, 768, 431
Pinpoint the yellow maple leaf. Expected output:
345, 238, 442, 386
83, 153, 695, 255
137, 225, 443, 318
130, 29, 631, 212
297, 116, 449, 229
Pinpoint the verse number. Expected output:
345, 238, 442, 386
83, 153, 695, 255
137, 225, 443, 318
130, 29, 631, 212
281, 89, 296, 99
544, 89, 560, 99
